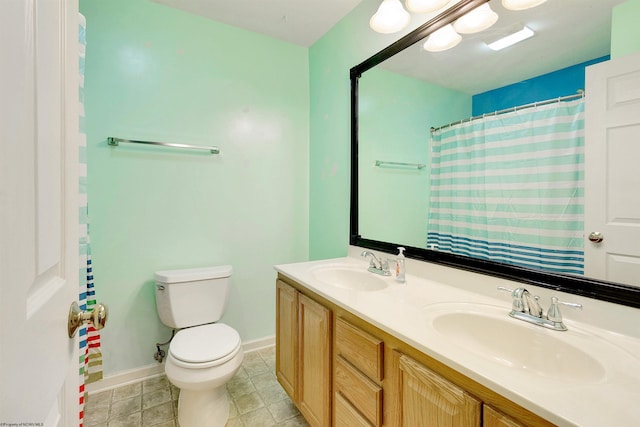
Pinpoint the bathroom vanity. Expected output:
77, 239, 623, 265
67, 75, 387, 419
274, 248, 640, 427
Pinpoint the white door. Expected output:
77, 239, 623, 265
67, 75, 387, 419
1, 1, 81, 425
584, 52, 640, 287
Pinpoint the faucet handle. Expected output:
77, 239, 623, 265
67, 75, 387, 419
547, 297, 582, 323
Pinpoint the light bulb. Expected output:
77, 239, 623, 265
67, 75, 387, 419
454, 4, 498, 34
405, 0, 450, 14
423, 24, 462, 52
370, 0, 411, 34
502, 0, 548, 11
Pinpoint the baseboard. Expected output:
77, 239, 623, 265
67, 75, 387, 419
85, 364, 165, 395
85, 335, 276, 396
242, 334, 275, 353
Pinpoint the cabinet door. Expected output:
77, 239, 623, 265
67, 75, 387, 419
276, 280, 298, 401
299, 293, 332, 427
398, 354, 481, 427
484, 405, 526, 427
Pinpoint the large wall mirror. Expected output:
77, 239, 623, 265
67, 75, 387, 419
350, 0, 640, 308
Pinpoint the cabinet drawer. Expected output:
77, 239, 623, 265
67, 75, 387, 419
335, 317, 384, 381
335, 356, 382, 427
335, 392, 374, 427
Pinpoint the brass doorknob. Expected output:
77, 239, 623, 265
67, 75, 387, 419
68, 302, 108, 338
588, 231, 604, 243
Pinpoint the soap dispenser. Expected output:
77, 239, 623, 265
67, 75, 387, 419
395, 247, 406, 283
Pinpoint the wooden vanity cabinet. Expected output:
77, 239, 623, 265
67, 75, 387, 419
276, 274, 555, 427
334, 317, 384, 427
395, 352, 481, 426
276, 279, 332, 427
483, 405, 526, 427
275, 279, 298, 399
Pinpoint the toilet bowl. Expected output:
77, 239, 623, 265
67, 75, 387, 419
155, 266, 242, 427
165, 323, 243, 426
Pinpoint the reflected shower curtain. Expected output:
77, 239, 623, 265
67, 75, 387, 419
79, 13, 102, 427
428, 98, 585, 275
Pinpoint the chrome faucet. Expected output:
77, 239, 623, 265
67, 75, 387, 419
513, 287, 543, 318
498, 287, 582, 331
361, 250, 391, 276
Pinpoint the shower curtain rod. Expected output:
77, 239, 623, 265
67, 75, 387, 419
430, 91, 585, 133
107, 137, 220, 154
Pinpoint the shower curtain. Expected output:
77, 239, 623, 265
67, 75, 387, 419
78, 13, 102, 427
428, 98, 585, 275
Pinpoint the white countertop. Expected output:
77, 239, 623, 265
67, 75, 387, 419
274, 247, 640, 427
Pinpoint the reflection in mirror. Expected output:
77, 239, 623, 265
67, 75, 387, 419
352, 0, 640, 306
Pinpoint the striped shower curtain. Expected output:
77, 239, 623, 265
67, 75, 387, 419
427, 98, 585, 275
79, 13, 103, 427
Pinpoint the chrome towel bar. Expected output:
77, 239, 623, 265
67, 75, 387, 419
107, 137, 220, 155
375, 160, 426, 170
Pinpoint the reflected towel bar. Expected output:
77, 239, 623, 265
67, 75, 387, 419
107, 137, 220, 155
375, 160, 426, 170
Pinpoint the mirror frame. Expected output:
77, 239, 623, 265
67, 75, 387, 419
350, 0, 640, 309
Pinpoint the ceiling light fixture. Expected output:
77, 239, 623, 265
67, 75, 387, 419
405, 0, 450, 14
453, 3, 498, 34
370, 0, 411, 34
423, 24, 462, 52
502, 0, 548, 11
487, 25, 534, 51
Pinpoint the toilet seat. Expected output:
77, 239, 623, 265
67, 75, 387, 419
170, 323, 241, 369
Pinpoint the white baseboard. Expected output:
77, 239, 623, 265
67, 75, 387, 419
85, 335, 276, 396
85, 364, 165, 395
242, 334, 275, 353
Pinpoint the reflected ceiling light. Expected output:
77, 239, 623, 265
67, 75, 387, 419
405, 0, 450, 14
502, 0, 548, 11
423, 24, 462, 52
454, 4, 499, 34
370, 0, 411, 34
487, 25, 534, 51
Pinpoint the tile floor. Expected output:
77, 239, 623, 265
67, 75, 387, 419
84, 346, 309, 427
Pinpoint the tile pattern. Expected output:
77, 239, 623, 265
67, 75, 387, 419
84, 346, 309, 427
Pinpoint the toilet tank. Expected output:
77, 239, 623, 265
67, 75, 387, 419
155, 265, 232, 329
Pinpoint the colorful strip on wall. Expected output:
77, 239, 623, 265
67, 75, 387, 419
78, 13, 103, 427
427, 98, 585, 275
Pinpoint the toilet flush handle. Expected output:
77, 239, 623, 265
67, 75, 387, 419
68, 301, 108, 338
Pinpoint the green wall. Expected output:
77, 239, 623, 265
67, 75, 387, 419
81, 0, 640, 377
309, 0, 640, 259
308, 0, 438, 259
359, 68, 471, 247
612, 0, 640, 58
81, 0, 309, 375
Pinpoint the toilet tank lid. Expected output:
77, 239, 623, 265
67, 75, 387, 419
155, 265, 232, 283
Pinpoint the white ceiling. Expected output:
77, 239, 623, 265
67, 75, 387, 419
382, 0, 626, 94
150, 0, 625, 94
150, 0, 364, 47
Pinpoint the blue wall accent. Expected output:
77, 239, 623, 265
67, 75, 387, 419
472, 56, 609, 116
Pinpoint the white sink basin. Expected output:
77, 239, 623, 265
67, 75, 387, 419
425, 303, 607, 383
311, 265, 388, 291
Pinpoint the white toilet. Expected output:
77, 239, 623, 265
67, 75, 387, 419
155, 265, 243, 427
